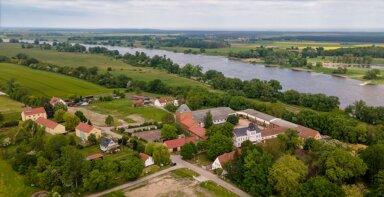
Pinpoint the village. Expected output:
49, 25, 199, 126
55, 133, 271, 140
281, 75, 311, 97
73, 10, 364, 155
16, 91, 324, 196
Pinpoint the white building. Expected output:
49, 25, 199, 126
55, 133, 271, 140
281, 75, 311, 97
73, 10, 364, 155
233, 123, 261, 147
140, 153, 154, 167
100, 137, 120, 153
154, 96, 178, 107
212, 150, 238, 170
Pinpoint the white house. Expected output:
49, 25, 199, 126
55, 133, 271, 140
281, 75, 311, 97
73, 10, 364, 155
233, 123, 261, 147
50, 96, 67, 106
212, 150, 238, 170
140, 153, 154, 167
21, 107, 47, 121
154, 96, 177, 107
100, 137, 120, 153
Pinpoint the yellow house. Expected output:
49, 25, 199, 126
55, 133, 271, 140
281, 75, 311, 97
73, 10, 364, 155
75, 122, 102, 141
35, 117, 66, 135
21, 107, 47, 121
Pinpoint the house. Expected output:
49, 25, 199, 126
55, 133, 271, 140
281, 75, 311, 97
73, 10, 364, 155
176, 104, 207, 139
75, 122, 102, 141
154, 96, 178, 107
192, 107, 235, 127
163, 137, 197, 152
100, 137, 120, 153
21, 107, 47, 121
49, 96, 67, 106
211, 150, 240, 170
132, 99, 145, 107
131, 95, 150, 100
86, 153, 104, 161
35, 117, 66, 135
233, 123, 261, 147
139, 153, 154, 167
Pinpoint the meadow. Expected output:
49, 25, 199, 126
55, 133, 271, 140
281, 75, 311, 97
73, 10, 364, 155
0, 63, 111, 98
0, 96, 24, 123
0, 43, 209, 89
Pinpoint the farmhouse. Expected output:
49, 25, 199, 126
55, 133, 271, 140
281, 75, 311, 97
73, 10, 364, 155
211, 150, 240, 170
35, 117, 66, 135
21, 107, 47, 121
75, 122, 102, 141
233, 123, 262, 147
100, 137, 120, 153
139, 153, 154, 167
192, 107, 235, 127
154, 96, 178, 107
49, 96, 67, 106
176, 104, 207, 139
163, 137, 197, 152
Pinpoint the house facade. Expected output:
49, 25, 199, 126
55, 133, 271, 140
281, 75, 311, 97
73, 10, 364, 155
21, 107, 47, 121
212, 150, 239, 170
75, 122, 102, 141
139, 153, 154, 167
154, 96, 177, 107
233, 123, 261, 147
100, 137, 120, 153
35, 117, 66, 135
176, 104, 207, 139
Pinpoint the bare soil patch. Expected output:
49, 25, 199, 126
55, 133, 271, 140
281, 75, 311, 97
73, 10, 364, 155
126, 114, 145, 124
68, 107, 108, 126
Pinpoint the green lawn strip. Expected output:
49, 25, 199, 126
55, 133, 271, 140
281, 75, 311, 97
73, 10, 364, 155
171, 168, 199, 178
199, 181, 239, 197
0, 159, 39, 197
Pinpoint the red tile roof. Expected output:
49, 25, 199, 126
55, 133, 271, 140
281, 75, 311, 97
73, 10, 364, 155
23, 107, 46, 116
158, 96, 173, 104
296, 126, 321, 140
35, 117, 59, 129
189, 125, 207, 139
76, 122, 95, 133
133, 100, 144, 106
218, 150, 240, 165
50, 96, 60, 105
164, 137, 197, 149
180, 118, 199, 128
261, 126, 288, 137
139, 153, 150, 161
131, 95, 150, 100
86, 153, 104, 161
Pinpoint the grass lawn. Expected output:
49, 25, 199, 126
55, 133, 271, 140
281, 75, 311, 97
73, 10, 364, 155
0, 43, 209, 89
0, 96, 24, 123
186, 153, 212, 167
171, 168, 199, 178
79, 145, 137, 161
199, 181, 239, 197
0, 63, 111, 98
0, 159, 39, 197
86, 98, 170, 122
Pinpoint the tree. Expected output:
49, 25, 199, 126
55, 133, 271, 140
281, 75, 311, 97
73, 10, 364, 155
152, 144, 170, 165
43, 103, 54, 118
161, 124, 178, 140
161, 113, 175, 124
360, 144, 384, 181
363, 69, 381, 80
242, 148, 273, 196
206, 133, 233, 160
87, 134, 97, 145
75, 111, 87, 122
180, 142, 197, 159
206, 122, 234, 138
53, 102, 68, 112
293, 176, 345, 197
269, 155, 307, 196
53, 109, 66, 122
120, 156, 144, 181
105, 115, 114, 126
60, 146, 85, 189
145, 142, 158, 156
320, 148, 367, 183
369, 170, 384, 196
226, 114, 239, 125
63, 112, 80, 131
204, 111, 213, 128
278, 129, 300, 154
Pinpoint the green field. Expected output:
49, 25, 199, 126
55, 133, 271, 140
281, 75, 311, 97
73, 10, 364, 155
0, 63, 111, 98
199, 181, 239, 197
86, 98, 170, 122
0, 159, 38, 197
0, 96, 24, 122
0, 43, 209, 89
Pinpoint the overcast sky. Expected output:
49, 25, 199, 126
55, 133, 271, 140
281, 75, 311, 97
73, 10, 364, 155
1, 0, 384, 31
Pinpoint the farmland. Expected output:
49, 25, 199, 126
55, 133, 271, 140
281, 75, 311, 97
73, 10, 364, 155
0, 96, 24, 123
0, 63, 111, 98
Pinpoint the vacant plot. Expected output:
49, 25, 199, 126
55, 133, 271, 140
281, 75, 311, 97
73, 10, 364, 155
0, 63, 111, 98
85, 98, 170, 123
0, 159, 38, 197
68, 107, 108, 126
0, 96, 24, 122
0, 43, 209, 88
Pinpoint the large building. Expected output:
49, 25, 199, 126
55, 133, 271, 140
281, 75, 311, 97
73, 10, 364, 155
163, 137, 197, 152
233, 123, 262, 147
176, 104, 207, 139
75, 122, 102, 141
192, 107, 235, 127
21, 107, 47, 121
35, 117, 66, 135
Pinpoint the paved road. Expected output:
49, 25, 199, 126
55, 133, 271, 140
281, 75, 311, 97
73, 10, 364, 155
86, 165, 182, 197
171, 155, 252, 197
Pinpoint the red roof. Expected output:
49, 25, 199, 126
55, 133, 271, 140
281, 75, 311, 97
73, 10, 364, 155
180, 118, 199, 128
35, 117, 59, 129
50, 97, 60, 105
139, 153, 150, 161
158, 96, 173, 104
261, 126, 288, 137
23, 107, 46, 116
189, 125, 207, 139
296, 126, 321, 140
131, 95, 149, 100
164, 137, 197, 149
133, 100, 144, 106
218, 150, 239, 165
86, 153, 104, 161
76, 122, 95, 133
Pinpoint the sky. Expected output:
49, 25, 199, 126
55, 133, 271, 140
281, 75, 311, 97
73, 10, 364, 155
1, 0, 384, 31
